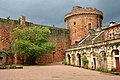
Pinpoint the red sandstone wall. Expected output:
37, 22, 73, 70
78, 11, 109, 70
66, 14, 102, 45
0, 17, 70, 64
64, 6, 103, 45
36, 28, 70, 64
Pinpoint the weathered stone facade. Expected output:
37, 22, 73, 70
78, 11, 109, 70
0, 16, 70, 65
65, 6, 120, 72
0, 5, 120, 72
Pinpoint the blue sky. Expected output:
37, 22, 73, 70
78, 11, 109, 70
0, 0, 120, 28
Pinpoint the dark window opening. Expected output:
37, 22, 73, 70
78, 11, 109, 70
0, 57, 3, 62
115, 50, 119, 55
74, 22, 76, 26
112, 33, 114, 36
88, 23, 91, 30
110, 34, 112, 36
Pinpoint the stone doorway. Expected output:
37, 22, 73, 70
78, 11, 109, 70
0, 57, 3, 65
77, 53, 81, 66
93, 58, 96, 69
112, 49, 120, 71
67, 54, 71, 65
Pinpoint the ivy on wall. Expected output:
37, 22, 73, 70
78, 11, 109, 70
82, 55, 89, 68
110, 42, 120, 48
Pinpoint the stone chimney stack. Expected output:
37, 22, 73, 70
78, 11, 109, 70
19, 16, 26, 25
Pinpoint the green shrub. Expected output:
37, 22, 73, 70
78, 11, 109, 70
62, 60, 67, 65
82, 56, 89, 65
7, 64, 23, 67
98, 68, 109, 73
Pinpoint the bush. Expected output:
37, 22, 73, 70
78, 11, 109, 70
82, 56, 89, 68
62, 60, 67, 65
98, 68, 109, 73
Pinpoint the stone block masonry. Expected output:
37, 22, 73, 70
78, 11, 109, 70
0, 16, 70, 64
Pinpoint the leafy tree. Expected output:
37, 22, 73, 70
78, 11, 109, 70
11, 26, 56, 65
6, 16, 10, 20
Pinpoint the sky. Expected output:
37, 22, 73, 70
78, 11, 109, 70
0, 0, 120, 28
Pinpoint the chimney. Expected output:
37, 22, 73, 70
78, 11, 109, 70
19, 16, 26, 25
109, 22, 115, 26
72, 6, 82, 12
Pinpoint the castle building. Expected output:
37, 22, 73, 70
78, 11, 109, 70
65, 6, 120, 71
64, 6, 103, 45
0, 6, 120, 71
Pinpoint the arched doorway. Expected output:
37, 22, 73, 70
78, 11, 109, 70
67, 54, 71, 65
90, 52, 96, 69
112, 49, 120, 71
93, 58, 96, 69
77, 53, 81, 66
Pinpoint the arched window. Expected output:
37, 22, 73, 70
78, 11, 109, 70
74, 22, 76, 27
88, 23, 91, 30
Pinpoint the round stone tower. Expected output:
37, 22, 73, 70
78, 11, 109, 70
64, 6, 103, 45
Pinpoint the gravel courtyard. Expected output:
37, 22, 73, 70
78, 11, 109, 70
0, 65, 120, 80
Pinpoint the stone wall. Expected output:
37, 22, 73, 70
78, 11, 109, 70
36, 27, 70, 64
66, 39, 120, 71
103, 23, 120, 41
0, 16, 70, 64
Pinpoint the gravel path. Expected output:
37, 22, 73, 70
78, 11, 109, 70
0, 65, 120, 80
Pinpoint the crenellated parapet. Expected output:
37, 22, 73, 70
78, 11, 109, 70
64, 6, 103, 21
64, 6, 103, 45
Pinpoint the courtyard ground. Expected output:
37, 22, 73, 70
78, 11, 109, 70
0, 64, 120, 80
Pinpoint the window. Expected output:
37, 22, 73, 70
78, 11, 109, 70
112, 33, 114, 36
88, 23, 91, 30
74, 22, 76, 26
114, 50, 119, 55
110, 34, 112, 36
0, 57, 3, 62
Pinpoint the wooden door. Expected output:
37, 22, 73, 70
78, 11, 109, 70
115, 57, 120, 72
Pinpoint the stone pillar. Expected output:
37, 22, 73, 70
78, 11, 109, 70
66, 53, 68, 64
19, 16, 26, 25
107, 55, 112, 71
88, 55, 92, 68
66, 55, 69, 65
66, 52, 70, 65
70, 57, 74, 65
75, 56, 79, 66
81, 55, 83, 67
19, 16, 26, 29
13, 54, 18, 64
